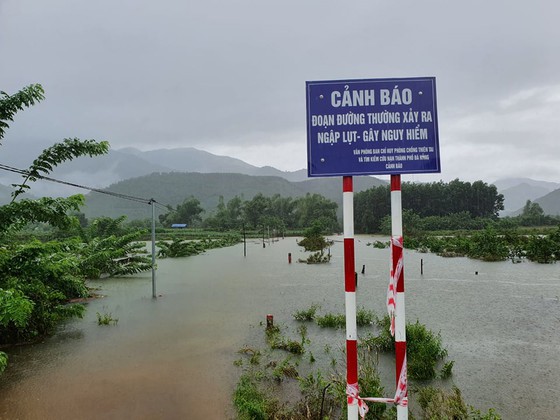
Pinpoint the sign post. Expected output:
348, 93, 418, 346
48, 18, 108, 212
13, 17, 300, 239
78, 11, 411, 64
306, 77, 439, 419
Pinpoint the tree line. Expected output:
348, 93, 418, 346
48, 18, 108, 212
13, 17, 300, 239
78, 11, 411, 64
159, 192, 340, 233
354, 179, 504, 233
157, 179, 506, 235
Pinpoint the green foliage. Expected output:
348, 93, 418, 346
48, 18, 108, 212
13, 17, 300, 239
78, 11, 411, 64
416, 385, 502, 419
294, 193, 339, 232
416, 386, 468, 419
466, 226, 509, 261
11, 138, 109, 201
0, 351, 7, 373
156, 235, 239, 258
316, 312, 345, 329
369, 315, 451, 381
468, 407, 502, 419
407, 225, 560, 264
0, 84, 45, 142
525, 234, 559, 263
265, 325, 305, 355
292, 303, 320, 322
233, 373, 270, 420
0, 288, 34, 328
356, 307, 375, 327
355, 180, 504, 234
303, 250, 331, 264
272, 357, 299, 381
75, 231, 152, 279
370, 240, 389, 249
297, 371, 339, 419
298, 236, 332, 253
0, 84, 127, 376
330, 349, 389, 419
298, 220, 333, 264
96, 311, 118, 326
518, 200, 551, 226
440, 360, 454, 379
234, 313, 497, 420
0, 195, 85, 237
0, 262, 86, 344
159, 197, 204, 227
363, 315, 393, 352
406, 320, 449, 380
80, 215, 129, 240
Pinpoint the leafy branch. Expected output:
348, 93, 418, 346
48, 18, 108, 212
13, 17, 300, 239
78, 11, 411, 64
11, 138, 110, 201
0, 84, 45, 142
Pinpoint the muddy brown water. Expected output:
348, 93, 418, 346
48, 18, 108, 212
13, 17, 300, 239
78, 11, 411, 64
1, 236, 559, 419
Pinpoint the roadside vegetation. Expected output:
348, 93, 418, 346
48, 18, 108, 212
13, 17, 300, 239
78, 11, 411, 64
0, 84, 156, 371
233, 306, 501, 419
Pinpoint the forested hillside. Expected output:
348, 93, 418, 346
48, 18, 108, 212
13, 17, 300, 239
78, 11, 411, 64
82, 172, 386, 221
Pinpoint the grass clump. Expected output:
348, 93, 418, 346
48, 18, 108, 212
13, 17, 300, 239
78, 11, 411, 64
272, 357, 299, 381
406, 320, 448, 380
233, 313, 500, 420
292, 303, 320, 321
416, 386, 501, 419
356, 307, 375, 327
316, 312, 345, 329
265, 324, 305, 355
233, 373, 270, 420
368, 315, 452, 381
96, 311, 118, 326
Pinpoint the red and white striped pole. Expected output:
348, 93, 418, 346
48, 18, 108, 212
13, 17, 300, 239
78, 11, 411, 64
343, 176, 359, 419
391, 174, 408, 419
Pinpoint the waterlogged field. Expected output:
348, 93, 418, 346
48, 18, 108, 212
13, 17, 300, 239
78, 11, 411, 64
1, 236, 559, 419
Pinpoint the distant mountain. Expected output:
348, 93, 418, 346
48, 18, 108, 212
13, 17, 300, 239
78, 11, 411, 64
493, 178, 560, 192
534, 189, 560, 216
82, 172, 386, 221
493, 177, 560, 216
118, 147, 309, 182
0, 147, 308, 198
499, 183, 553, 214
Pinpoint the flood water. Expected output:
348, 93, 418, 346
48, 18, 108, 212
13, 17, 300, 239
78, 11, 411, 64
1, 236, 559, 419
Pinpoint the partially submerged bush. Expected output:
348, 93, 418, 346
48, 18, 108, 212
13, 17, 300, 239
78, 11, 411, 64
293, 303, 320, 322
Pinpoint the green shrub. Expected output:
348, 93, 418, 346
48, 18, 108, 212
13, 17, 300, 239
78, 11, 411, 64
96, 311, 118, 326
370, 315, 451, 381
233, 374, 270, 420
293, 303, 320, 322
316, 312, 345, 329
356, 307, 375, 327
406, 320, 448, 380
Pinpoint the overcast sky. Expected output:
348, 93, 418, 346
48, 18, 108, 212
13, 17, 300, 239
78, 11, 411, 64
1, 0, 559, 184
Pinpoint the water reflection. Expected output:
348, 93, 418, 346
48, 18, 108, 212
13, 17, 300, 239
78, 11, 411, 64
0, 236, 559, 419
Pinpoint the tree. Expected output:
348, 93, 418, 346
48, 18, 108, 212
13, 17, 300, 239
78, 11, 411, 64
297, 220, 333, 263
243, 193, 270, 228
160, 197, 204, 227
519, 200, 547, 226
355, 180, 505, 233
0, 84, 125, 366
0, 84, 45, 142
293, 193, 339, 232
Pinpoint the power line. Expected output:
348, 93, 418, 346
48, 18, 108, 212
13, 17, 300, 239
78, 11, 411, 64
0, 162, 160, 206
